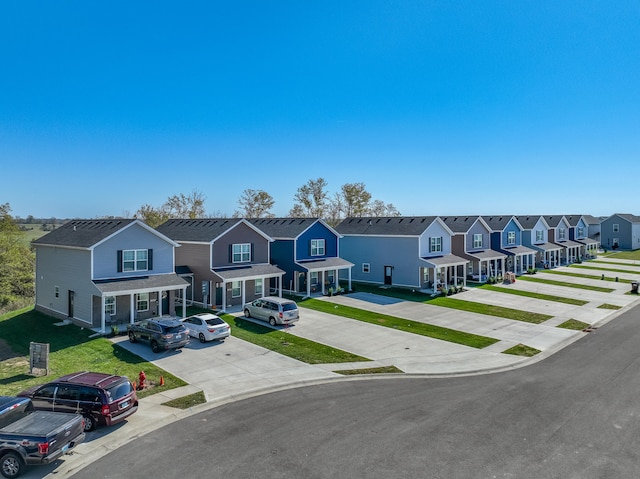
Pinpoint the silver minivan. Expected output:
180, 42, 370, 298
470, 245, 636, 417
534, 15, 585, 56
243, 296, 299, 326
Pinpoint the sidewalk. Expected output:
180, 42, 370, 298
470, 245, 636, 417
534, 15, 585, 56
38, 260, 640, 478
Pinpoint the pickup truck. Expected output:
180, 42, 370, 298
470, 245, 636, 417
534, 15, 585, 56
0, 396, 85, 478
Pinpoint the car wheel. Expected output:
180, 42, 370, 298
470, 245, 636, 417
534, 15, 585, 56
1, 451, 24, 479
151, 340, 160, 353
128, 331, 137, 343
199, 333, 206, 343
244, 309, 251, 318
83, 414, 97, 432
269, 317, 277, 326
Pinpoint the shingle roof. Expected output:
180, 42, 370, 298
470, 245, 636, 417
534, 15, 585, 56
32, 219, 137, 248
610, 213, 640, 223
439, 216, 481, 233
542, 215, 567, 228
515, 215, 542, 229
336, 216, 438, 235
156, 218, 243, 242
582, 214, 601, 225
249, 218, 319, 239
481, 215, 517, 231
563, 215, 585, 227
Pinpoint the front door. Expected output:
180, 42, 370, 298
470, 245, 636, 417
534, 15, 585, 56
68, 290, 75, 318
384, 266, 393, 285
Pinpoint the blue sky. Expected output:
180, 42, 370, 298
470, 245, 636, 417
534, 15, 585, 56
2, 1, 639, 219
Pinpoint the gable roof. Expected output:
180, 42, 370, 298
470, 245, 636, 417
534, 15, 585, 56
156, 218, 270, 243
515, 215, 547, 230
439, 215, 486, 233
250, 217, 339, 240
336, 216, 439, 236
33, 219, 140, 248
481, 215, 521, 231
542, 215, 568, 228
563, 215, 585, 227
582, 214, 602, 225
605, 213, 640, 223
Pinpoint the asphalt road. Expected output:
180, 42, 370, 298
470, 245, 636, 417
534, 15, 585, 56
71, 303, 640, 479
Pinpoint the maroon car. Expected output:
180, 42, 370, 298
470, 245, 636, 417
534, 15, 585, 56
18, 371, 138, 432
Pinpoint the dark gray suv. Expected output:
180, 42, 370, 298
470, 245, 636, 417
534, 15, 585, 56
127, 318, 190, 353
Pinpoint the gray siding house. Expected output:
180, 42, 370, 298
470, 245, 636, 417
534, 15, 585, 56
517, 215, 563, 268
156, 218, 285, 311
336, 216, 468, 293
600, 214, 640, 251
544, 215, 583, 264
33, 219, 189, 333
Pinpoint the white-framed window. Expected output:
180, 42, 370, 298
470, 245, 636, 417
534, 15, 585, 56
507, 231, 516, 245
310, 272, 319, 285
327, 271, 335, 284
558, 228, 566, 240
535, 230, 544, 242
54, 286, 59, 298
362, 263, 370, 273
136, 293, 149, 312
310, 239, 325, 256
105, 296, 116, 316
255, 278, 263, 296
473, 234, 482, 248
430, 237, 442, 253
577, 227, 584, 237
613, 224, 619, 233
232, 243, 251, 263
123, 249, 148, 272
231, 281, 241, 298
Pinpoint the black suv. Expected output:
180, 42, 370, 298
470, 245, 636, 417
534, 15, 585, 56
18, 371, 138, 432
127, 318, 190, 353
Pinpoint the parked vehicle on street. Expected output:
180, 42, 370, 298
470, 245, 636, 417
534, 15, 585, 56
180, 313, 230, 343
243, 297, 299, 326
18, 371, 138, 432
127, 318, 190, 353
0, 396, 85, 478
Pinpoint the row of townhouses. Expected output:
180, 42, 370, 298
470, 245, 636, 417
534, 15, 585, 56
32, 213, 638, 334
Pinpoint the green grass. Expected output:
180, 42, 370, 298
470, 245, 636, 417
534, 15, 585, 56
570, 264, 640, 275
557, 319, 590, 330
299, 299, 499, 349
0, 307, 187, 397
597, 303, 622, 310
543, 269, 633, 284
603, 250, 640, 261
220, 314, 371, 364
480, 284, 588, 306
429, 296, 553, 324
516, 274, 615, 292
502, 344, 540, 357
333, 365, 404, 375
162, 390, 207, 409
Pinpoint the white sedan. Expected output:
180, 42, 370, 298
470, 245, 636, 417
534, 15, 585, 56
181, 313, 231, 343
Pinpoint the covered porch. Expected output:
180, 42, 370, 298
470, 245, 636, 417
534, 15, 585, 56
93, 273, 189, 334
578, 237, 600, 259
212, 264, 285, 313
502, 245, 537, 275
532, 243, 563, 269
421, 254, 469, 294
296, 257, 354, 297
465, 250, 507, 282
555, 239, 584, 264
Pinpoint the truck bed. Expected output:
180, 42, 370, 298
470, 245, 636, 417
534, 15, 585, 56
1, 410, 82, 436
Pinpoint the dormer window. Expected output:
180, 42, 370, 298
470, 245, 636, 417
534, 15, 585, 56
311, 239, 325, 256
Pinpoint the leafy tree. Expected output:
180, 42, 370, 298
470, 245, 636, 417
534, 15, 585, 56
135, 190, 206, 227
135, 204, 170, 228
339, 182, 372, 217
289, 177, 329, 218
234, 189, 275, 218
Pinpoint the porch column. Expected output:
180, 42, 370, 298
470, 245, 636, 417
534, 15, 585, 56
221, 282, 227, 312
334, 268, 339, 289
241, 281, 246, 310
157, 289, 162, 316
307, 273, 311, 297
348, 268, 352, 291
321, 271, 325, 295
130, 294, 135, 324
278, 276, 283, 297
181, 287, 187, 318
101, 295, 106, 333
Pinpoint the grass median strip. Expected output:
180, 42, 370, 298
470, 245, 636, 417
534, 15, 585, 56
480, 285, 588, 306
516, 274, 615, 292
429, 297, 552, 324
543, 269, 632, 284
597, 303, 622, 310
299, 299, 499, 349
502, 343, 540, 357
333, 365, 404, 375
570, 264, 640, 275
558, 319, 590, 330
220, 314, 370, 364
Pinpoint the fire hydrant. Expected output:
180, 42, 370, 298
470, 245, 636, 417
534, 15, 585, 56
138, 371, 146, 390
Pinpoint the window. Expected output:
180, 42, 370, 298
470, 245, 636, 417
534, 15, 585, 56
558, 228, 566, 240
232, 243, 251, 263
311, 239, 325, 256
473, 234, 482, 248
105, 296, 116, 316
136, 293, 149, 312
310, 272, 319, 285
255, 279, 263, 296
613, 224, 619, 233
430, 237, 442, 253
535, 230, 544, 242
327, 271, 335, 284
123, 249, 148, 272
231, 281, 241, 298
362, 263, 370, 273
577, 227, 584, 237
507, 231, 516, 245
54, 286, 59, 298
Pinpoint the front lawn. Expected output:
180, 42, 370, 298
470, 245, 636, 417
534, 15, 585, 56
0, 307, 187, 397
480, 285, 588, 306
516, 275, 616, 292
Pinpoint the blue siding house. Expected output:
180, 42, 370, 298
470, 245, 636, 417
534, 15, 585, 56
482, 216, 537, 274
565, 214, 599, 258
516, 215, 563, 268
600, 213, 640, 251
250, 218, 353, 296
33, 219, 189, 333
543, 215, 583, 264
336, 216, 468, 293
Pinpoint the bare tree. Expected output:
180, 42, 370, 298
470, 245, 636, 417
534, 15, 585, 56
289, 177, 329, 217
234, 189, 275, 218
368, 200, 401, 217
